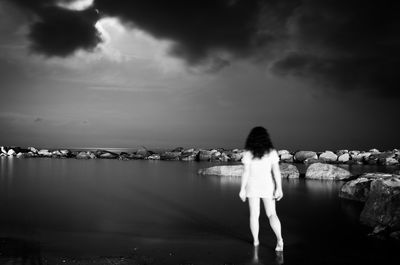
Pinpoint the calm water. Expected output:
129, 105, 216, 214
0, 157, 399, 264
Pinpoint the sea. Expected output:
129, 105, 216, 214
0, 157, 399, 264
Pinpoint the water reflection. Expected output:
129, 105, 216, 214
246, 246, 284, 265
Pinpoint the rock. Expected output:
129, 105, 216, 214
1, 146, 7, 154
280, 163, 300, 178
99, 152, 119, 159
181, 153, 196, 161
147, 154, 161, 160
294, 151, 318, 162
369, 148, 380, 154
28, 147, 39, 153
7, 149, 16, 156
171, 147, 184, 152
136, 146, 150, 157
210, 151, 222, 161
349, 150, 360, 156
94, 150, 119, 159
38, 149, 52, 157
360, 177, 400, 230
160, 151, 181, 161
60, 150, 71, 156
278, 150, 290, 156
198, 150, 213, 161
76, 151, 91, 159
319, 151, 338, 163
336, 150, 349, 157
339, 177, 372, 202
390, 231, 400, 240
351, 152, 371, 163
219, 153, 229, 162
280, 153, 294, 163
377, 152, 398, 165
228, 151, 243, 162
305, 163, 352, 180
338, 153, 350, 163
16, 152, 26, 158
198, 164, 299, 178
304, 158, 320, 164
367, 154, 379, 165
198, 165, 244, 177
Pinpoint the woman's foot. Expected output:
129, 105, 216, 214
275, 240, 284, 252
253, 240, 260, 247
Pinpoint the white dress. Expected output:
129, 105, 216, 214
241, 149, 279, 198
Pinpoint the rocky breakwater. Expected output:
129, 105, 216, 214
0, 145, 245, 162
282, 148, 400, 166
339, 173, 400, 240
1, 145, 400, 166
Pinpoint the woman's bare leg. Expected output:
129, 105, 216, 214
248, 197, 260, 246
262, 198, 284, 251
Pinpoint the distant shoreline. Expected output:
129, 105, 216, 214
0, 145, 399, 165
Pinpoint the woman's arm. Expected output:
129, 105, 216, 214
271, 153, 283, 201
239, 153, 250, 202
240, 163, 250, 192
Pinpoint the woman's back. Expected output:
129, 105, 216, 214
241, 149, 279, 198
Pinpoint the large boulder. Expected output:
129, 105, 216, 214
136, 146, 150, 158
197, 150, 212, 161
280, 153, 294, 163
28, 147, 39, 154
336, 150, 349, 157
228, 151, 243, 162
278, 150, 290, 156
338, 153, 350, 163
38, 149, 52, 157
171, 147, 185, 152
1, 146, 8, 154
360, 176, 400, 230
147, 154, 161, 160
198, 165, 244, 177
294, 151, 318, 162
99, 152, 119, 159
7, 149, 16, 156
339, 173, 395, 202
180, 149, 197, 161
95, 150, 119, 159
280, 163, 300, 179
76, 151, 91, 159
160, 151, 181, 161
319, 151, 338, 163
340, 177, 373, 202
305, 163, 352, 180
198, 164, 299, 178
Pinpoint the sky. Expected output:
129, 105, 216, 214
0, 0, 399, 151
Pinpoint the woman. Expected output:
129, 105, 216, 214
239, 126, 284, 251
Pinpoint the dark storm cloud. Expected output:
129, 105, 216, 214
4, 0, 400, 95
8, 0, 101, 56
271, 0, 400, 96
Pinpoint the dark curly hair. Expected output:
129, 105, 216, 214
244, 126, 274, 158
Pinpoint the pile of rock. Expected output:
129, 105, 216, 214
1, 145, 399, 165
278, 149, 400, 166
339, 173, 400, 240
0, 145, 245, 162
